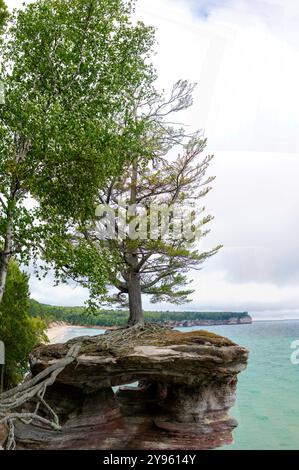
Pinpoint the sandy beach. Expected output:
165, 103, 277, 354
46, 323, 78, 344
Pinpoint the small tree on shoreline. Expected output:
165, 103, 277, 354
92, 136, 221, 326
45, 82, 222, 326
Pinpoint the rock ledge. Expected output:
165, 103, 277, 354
15, 326, 248, 450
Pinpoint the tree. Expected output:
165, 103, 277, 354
0, 0, 8, 32
94, 139, 221, 326
0, 0, 156, 303
0, 259, 47, 391
44, 81, 222, 325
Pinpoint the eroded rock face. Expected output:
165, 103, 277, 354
15, 327, 248, 450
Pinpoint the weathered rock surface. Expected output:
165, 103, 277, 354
15, 327, 248, 450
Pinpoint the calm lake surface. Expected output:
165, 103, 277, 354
61, 321, 299, 450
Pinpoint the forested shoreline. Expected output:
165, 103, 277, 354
29, 299, 251, 327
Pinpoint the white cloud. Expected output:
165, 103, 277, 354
137, 0, 299, 152
6, 0, 28, 10
29, 273, 89, 307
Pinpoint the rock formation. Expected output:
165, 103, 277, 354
14, 326, 248, 450
161, 314, 252, 328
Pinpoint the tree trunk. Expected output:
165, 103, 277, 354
126, 161, 144, 326
0, 213, 14, 304
127, 272, 144, 326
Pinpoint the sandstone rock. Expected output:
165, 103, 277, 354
15, 327, 248, 450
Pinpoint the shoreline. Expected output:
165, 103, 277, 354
46, 318, 253, 344
46, 317, 299, 344
46, 323, 86, 344
46, 323, 115, 344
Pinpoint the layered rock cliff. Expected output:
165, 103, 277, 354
14, 326, 248, 450
161, 314, 252, 328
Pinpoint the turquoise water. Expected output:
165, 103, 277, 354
61, 327, 106, 341
61, 321, 299, 450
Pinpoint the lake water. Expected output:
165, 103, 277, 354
61, 321, 299, 450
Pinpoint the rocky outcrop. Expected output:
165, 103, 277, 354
15, 326, 248, 450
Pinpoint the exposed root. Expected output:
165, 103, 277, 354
92, 322, 234, 352
98, 322, 173, 350
0, 344, 81, 450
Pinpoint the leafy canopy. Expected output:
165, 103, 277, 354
0, 0, 8, 32
0, 0, 156, 289
1, 0, 156, 217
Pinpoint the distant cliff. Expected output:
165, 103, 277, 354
29, 300, 252, 327
160, 314, 252, 328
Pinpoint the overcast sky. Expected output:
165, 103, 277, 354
6, 0, 299, 319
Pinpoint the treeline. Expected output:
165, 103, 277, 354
29, 300, 249, 327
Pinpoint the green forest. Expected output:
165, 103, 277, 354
29, 299, 249, 327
